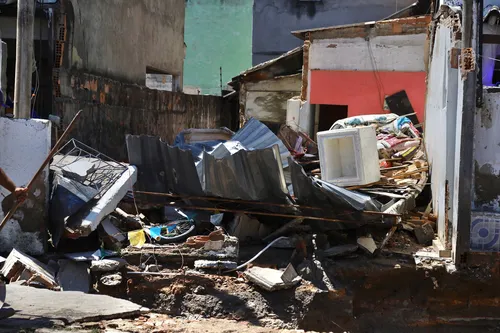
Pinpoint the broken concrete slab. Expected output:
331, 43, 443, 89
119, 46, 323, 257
280, 263, 299, 283
323, 244, 359, 257
56, 260, 90, 293
0, 118, 51, 255
414, 222, 435, 245
1, 249, 57, 289
71, 165, 137, 236
357, 236, 377, 255
244, 266, 301, 291
90, 258, 127, 272
4, 284, 148, 324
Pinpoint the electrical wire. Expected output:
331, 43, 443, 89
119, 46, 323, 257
367, 38, 386, 111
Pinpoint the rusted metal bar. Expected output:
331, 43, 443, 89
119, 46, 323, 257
0, 110, 83, 232
133, 190, 401, 218
162, 202, 394, 225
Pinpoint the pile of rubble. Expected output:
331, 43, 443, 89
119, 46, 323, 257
0, 113, 435, 330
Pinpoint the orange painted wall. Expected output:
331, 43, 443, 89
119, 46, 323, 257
310, 70, 427, 123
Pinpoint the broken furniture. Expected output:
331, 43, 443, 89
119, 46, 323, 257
1, 249, 58, 289
50, 139, 136, 244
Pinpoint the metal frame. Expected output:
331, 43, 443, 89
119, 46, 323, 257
51, 139, 128, 199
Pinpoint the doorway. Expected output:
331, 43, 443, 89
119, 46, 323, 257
316, 104, 348, 134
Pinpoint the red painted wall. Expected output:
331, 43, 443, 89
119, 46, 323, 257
310, 70, 426, 124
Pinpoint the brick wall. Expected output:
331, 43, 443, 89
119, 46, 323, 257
55, 70, 232, 161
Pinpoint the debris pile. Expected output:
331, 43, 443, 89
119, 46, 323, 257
0, 112, 435, 331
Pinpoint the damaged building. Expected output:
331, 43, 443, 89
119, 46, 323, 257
5, 1, 500, 333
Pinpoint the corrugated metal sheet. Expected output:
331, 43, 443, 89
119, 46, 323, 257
203, 145, 288, 202
232, 118, 291, 168
289, 159, 382, 227
126, 135, 288, 203
126, 135, 204, 196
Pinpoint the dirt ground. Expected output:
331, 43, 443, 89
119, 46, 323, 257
74, 314, 329, 333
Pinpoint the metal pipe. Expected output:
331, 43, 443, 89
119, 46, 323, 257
14, 0, 35, 119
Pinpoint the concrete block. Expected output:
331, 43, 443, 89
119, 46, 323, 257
0, 119, 51, 255
317, 126, 380, 187
78, 165, 137, 235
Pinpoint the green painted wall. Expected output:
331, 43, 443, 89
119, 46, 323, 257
184, 0, 253, 95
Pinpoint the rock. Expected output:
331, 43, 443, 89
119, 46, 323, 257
357, 235, 377, 254
244, 266, 301, 292
414, 222, 435, 245
100, 272, 123, 287
90, 258, 127, 272
193, 286, 206, 294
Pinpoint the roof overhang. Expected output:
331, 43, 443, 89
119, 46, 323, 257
291, 15, 431, 40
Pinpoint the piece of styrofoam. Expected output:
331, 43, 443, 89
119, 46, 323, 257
317, 126, 380, 187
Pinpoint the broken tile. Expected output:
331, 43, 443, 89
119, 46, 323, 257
57, 260, 90, 293
244, 266, 301, 291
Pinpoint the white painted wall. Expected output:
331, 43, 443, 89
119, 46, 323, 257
424, 21, 460, 248
0, 118, 51, 255
309, 34, 427, 72
243, 75, 301, 124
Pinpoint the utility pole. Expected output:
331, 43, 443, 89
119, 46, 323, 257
13, 0, 35, 119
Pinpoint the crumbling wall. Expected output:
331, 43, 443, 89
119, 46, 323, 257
63, 0, 185, 86
243, 74, 301, 124
55, 70, 227, 161
0, 119, 51, 255
424, 15, 461, 250
308, 32, 428, 121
